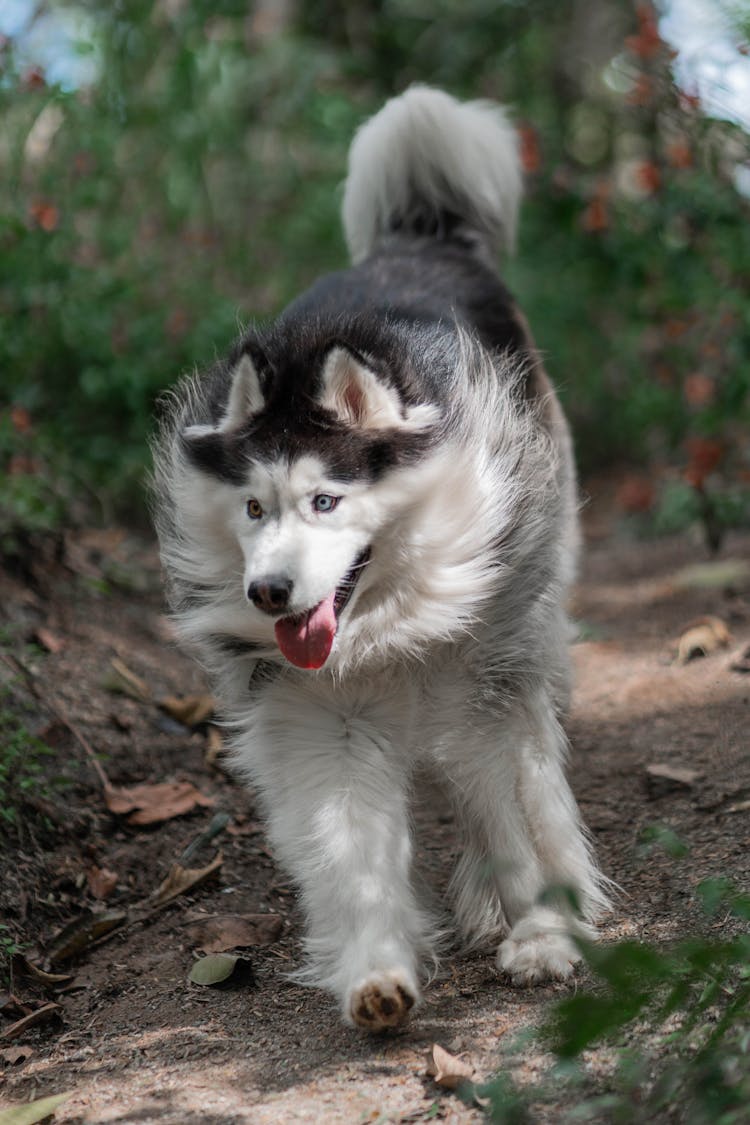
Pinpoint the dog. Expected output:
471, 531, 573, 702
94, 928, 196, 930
152, 86, 609, 1031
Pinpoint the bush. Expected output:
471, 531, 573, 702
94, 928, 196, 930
0, 1, 748, 532
477, 874, 750, 1124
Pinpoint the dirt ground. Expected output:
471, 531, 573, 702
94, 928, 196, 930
1, 481, 749, 1124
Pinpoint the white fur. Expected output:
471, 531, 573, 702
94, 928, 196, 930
343, 85, 522, 263
152, 89, 609, 1031
156, 339, 609, 1025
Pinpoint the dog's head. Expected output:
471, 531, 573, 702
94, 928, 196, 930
178, 341, 439, 669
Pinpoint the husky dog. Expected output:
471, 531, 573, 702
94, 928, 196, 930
152, 87, 609, 1031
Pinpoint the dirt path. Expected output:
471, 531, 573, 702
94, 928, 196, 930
1, 499, 749, 1124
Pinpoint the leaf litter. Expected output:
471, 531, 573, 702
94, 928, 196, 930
103, 779, 214, 826
185, 913, 283, 953
2, 519, 749, 1122
188, 953, 255, 988
674, 615, 730, 664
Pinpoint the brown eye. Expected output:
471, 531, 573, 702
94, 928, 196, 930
247, 498, 263, 520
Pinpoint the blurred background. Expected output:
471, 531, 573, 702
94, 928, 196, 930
1, 0, 749, 548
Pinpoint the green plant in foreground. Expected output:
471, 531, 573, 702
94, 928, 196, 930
474, 877, 750, 1124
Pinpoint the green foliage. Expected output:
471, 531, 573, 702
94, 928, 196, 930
0, 701, 54, 833
0, 1, 748, 528
472, 875, 750, 1124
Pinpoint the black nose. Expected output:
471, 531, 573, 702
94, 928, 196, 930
247, 576, 293, 615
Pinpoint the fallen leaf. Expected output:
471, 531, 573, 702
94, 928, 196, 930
0, 1003, 63, 1041
0, 1045, 35, 1066
103, 657, 152, 703
104, 780, 214, 826
159, 694, 215, 727
149, 851, 223, 908
10, 955, 73, 989
726, 800, 750, 815
185, 913, 282, 953
188, 953, 255, 988
646, 763, 701, 787
43, 909, 127, 966
86, 865, 119, 900
0, 995, 32, 1019
425, 1042, 475, 1090
676, 616, 730, 664
0, 1092, 72, 1125
33, 627, 65, 654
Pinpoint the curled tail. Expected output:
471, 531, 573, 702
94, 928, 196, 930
342, 85, 522, 264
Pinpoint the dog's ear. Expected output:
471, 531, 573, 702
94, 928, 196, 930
319, 346, 437, 430
221, 352, 265, 430
183, 350, 266, 440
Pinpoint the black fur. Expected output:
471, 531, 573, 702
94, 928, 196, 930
181, 233, 531, 486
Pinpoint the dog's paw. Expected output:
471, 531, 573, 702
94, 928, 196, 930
347, 970, 418, 1031
497, 930, 580, 986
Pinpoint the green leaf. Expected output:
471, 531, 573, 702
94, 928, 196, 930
0, 1092, 72, 1125
188, 952, 254, 987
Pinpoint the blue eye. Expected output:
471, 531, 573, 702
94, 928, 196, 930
312, 494, 340, 513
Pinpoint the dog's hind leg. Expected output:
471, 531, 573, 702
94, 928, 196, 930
446, 690, 609, 984
234, 684, 432, 1030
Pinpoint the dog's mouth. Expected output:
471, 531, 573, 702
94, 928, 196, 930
274, 547, 371, 670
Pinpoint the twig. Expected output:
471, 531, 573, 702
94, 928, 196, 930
0, 650, 111, 791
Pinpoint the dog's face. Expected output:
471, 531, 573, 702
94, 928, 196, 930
232, 454, 373, 668
180, 344, 439, 669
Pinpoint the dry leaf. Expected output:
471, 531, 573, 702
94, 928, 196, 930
159, 694, 215, 727
10, 955, 73, 988
185, 913, 282, 953
675, 616, 730, 665
0, 1002, 63, 1041
86, 865, 119, 900
104, 780, 214, 826
645, 763, 701, 788
44, 909, 127, 966
149, 851, 223, 908
0, 1045, 35, 1065
0, 995, 31, 1019
33, 627, 65, 654
425, 1042, 475, 1090
103, 657, 152, 702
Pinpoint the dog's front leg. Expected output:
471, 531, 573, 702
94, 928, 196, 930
443, 690, 609, 984
237, 686, 428, 1030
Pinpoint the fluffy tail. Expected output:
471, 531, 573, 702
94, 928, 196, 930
342, 85, 522, 264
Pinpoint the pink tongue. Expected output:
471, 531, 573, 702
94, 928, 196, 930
274, 593, 337, 669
